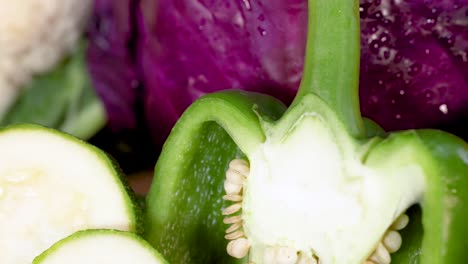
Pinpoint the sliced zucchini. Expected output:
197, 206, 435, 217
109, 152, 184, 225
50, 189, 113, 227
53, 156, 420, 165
33, 230, 168, 264
0, 124, 139, 263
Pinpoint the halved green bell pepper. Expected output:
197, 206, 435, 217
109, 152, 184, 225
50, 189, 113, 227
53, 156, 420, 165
145, 0, 468, 263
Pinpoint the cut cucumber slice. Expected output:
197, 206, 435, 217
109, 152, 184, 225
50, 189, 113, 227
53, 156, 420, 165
0, 124, 139, 263
33, 230, 168, 264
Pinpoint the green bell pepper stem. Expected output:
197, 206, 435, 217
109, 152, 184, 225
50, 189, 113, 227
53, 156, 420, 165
293, 0, 364, 138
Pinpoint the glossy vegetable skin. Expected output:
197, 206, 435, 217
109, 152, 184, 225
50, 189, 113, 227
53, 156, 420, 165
88, 0, 468, 146
144, 0, 468, 263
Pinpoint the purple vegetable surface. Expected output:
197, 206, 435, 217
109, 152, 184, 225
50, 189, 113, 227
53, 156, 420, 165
138, 0, 307, 145
87, 0, 468, 145
359, 0, 468, 132
87, 0, 140, 131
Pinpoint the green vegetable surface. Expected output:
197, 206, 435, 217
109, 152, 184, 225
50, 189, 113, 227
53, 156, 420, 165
0, 124, 139, 263
0, 43, 105, 140
33, 230, 168, 264
145, 0, 468, 263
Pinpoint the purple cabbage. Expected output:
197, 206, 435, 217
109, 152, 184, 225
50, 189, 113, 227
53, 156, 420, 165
359, 0, 468, 132
87, 0, 140, 131
138, 0, 307, 145
87, 0, 468, 145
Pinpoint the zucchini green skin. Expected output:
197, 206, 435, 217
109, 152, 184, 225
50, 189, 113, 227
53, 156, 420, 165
33, 229, 169, 264
0, 124, 147, 263
0, 123, 143, 234
144, 0, 468, 263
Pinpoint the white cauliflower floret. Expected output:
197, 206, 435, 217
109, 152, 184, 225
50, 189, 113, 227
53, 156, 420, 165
0, 0, 92, 117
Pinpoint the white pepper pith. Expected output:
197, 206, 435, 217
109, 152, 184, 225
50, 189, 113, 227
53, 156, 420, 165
222, 159, 409, 264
